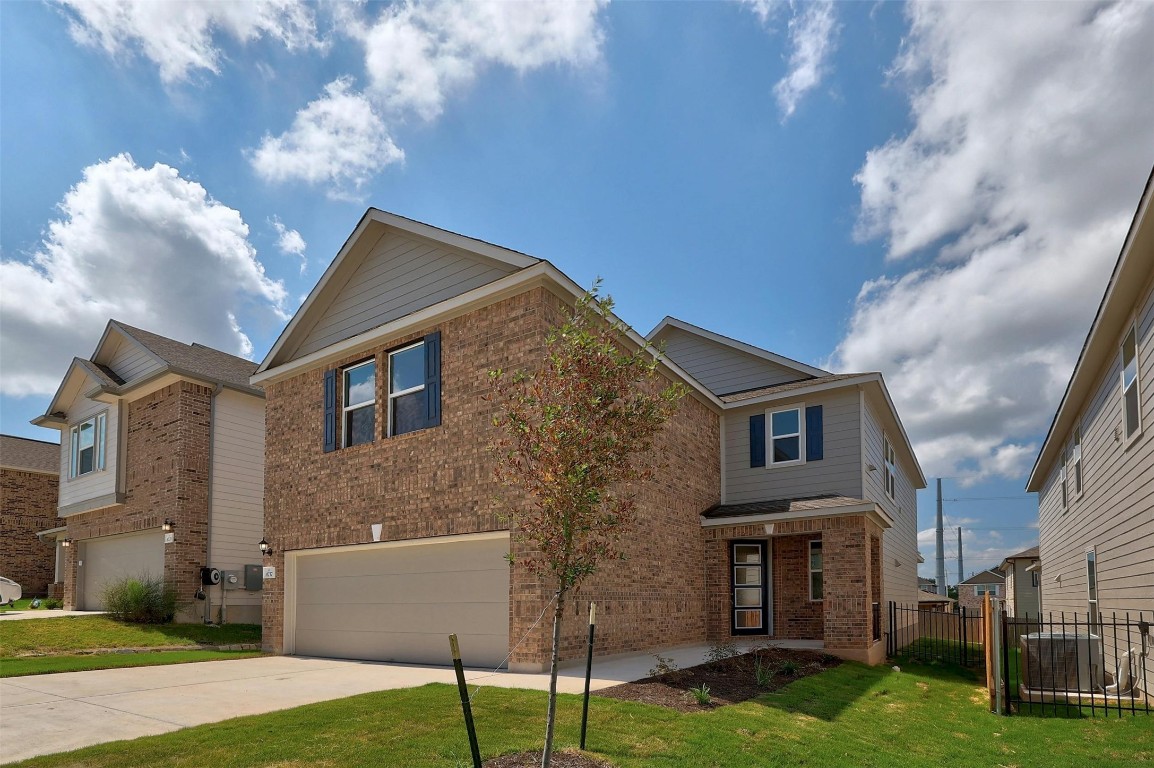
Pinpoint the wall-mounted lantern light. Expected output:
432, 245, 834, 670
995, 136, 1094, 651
258, 538, 273, 557
162, 519, 174, 532
61, 538, 72, 548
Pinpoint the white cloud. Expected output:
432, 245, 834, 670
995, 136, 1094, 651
773, 1, 838, 119
58, 0, 321, 84
271, 216, 307, 274
250, 78, 403, 200
834, 2, 1154, 484
0, 154, 286, 397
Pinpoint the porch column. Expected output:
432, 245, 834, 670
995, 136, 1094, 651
822, 516, 872, 660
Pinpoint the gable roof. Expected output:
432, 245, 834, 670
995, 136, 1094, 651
0, 434, 59, 474
998, 545, 1040, 573
647, 316, 829, 380
959, 569, 1005, 586
1027, 168, 1154, 491
111, 321, 259, 393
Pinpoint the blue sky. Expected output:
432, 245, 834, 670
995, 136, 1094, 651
2, 1, 1152, 582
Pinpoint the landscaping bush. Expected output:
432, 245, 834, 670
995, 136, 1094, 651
43, 598, 62, 610
101, 574, 176, 624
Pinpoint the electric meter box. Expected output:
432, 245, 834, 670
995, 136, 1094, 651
244, 564, 263, 591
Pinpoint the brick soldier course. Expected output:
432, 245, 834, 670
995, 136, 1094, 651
0, 435, 61, 596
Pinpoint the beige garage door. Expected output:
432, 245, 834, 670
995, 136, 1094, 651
80, 530, 165, 610
292, 533, 510, 668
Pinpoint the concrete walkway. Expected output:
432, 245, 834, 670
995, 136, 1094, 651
0, 610, 105, 621
0, 642, 747, 764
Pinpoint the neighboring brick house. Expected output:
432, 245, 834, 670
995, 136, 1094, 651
998, 546, 1041, 618
956, 569, 1004, 615
0, 435, 62, 597
31, 321, 266, 624
253, 209, 924, 670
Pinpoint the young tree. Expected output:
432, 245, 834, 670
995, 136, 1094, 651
488, 283, 687, 768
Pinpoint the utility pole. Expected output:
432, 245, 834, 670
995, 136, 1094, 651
936, 478, 946, 596
957, 527, 963, 587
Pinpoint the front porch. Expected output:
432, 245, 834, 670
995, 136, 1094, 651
702, 494, 891, 665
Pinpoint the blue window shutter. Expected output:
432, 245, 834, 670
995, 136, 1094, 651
749, 414, 765, 468
806, 405, 824, 461
323, 368, 337, 453
424, 331, 441, 428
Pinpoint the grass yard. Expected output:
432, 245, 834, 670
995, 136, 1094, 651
12, 660, 1152, 768
0, 649, 262, 677
0, 599, 46, 613
0, 616, 260, 657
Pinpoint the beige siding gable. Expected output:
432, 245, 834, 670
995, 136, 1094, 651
290, 230, 519, 359
99, 332, 163, 384
660, 327, 810, 396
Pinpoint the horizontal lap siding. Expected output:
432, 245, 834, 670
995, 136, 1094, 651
105, 335, 162, 382
660, 328, 807, 395
293, 232, 516, 358
58, 397, 119, 511
724, 389, 862, 503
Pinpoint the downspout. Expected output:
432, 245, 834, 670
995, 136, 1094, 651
204, 383, 222, 624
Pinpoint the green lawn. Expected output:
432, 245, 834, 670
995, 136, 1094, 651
0, 599, 47, 613
0, 649, 263, 677
0, 616, 260, 657
12, 661, 1152, 768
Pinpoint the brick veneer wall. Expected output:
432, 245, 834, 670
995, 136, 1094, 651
957, 585, 998, 616
63, 382, 212, 618
261, 287, 721, 668
0, 468, 61, 595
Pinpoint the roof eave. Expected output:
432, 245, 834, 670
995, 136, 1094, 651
647, 315, 830, 379
700, 501, 893, 530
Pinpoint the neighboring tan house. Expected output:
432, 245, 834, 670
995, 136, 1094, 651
917, 590, 954, 613
998, 546, 1041, 618
0, 435, 61, 597
31, 321, 266, 623
1026, 170, 1154, 691
957, 569, 1004, 615
918, 576, 937, 592
252, 209, 924, 670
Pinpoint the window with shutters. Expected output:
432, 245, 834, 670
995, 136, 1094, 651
343, 360, 376, 447
389, 341, 426, 437
1121, 324, 1141, 442
768, 405, 805, 466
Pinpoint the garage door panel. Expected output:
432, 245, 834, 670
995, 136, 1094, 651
80, 531, 165, 611
291, 535, 510, 668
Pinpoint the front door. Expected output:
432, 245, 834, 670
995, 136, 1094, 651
731, 540, 771, 635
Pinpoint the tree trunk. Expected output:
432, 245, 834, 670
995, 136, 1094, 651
541, 587, 566, 768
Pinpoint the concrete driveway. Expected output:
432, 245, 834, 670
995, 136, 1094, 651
0, 644, 722, 764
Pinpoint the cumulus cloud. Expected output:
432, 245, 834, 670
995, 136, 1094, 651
0, 154, 286, 397
271, 216, 307, 274
58, 0, 320, 84
250, 78, 403, 200
833, 2, 1154, 484
773, 1, 838, 119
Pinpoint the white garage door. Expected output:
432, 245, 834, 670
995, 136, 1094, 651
80, 530, 165, 610
291, 533, 510, 668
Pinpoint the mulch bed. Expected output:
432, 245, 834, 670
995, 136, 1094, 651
595, 646, 841, 712
484, 749, 613, 768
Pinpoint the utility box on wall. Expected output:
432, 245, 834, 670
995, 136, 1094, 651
244, 564, 263, 591
221, 570, 242, 590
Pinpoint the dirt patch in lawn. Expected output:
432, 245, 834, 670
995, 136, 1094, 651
596, 647, 841, 712
484, 749, 612, 768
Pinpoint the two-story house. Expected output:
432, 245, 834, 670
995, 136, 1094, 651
253, 209, 924, 670
32, 321, 267, 623
1026, 170, 1154, 688
956, 569, 1004, 616
998, 546, 1041, 618
0, 435, 61, 597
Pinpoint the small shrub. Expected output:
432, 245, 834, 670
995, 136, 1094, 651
704, 641, 741, 663
778, 659, 800, 676
754, 657, 773, 687
102, 574, 176, 624
44, 598, 63, 610
688, 684, 711, 706
648, 653, 679, 677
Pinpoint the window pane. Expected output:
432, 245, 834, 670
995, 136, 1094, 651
345, 363, 375, 407
345, 405, 375, 446
773, 436, 799, 463
1124, 386, 1139, 437
96, 414, 106, 470
734, 566, 761, 586
771, 409, 798, 436
390, 344, 425, 393
78, 420, 94, 451
735, 587, 762, 608
734, 544, 761, 564
392, 390, 426, 436
1086, 552, 1097, 600
811, 572, 823, 600
809, 546, 822, 571
78, 445, 94, 475
1122, 327, 1136, 367
735, 609, 762, 629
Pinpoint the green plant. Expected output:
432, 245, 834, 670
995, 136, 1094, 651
778, 659, 800, 676
649, 653, 679, 677
688, 683, 711, 706
43, 598, 62, 610
754, 657, 773, 687
101, 574, 176, 624
704, 641, 741, 663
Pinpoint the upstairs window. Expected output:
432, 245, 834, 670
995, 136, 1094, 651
1071, 426, 1082, 497
769, 407, 803, 466
1059, 449, 1068, 511
69, 412, 106, 478
1121, 325, 1141, 441
883, 434, 897, 499
343, 360, 376, 447
389, 342, 426, 437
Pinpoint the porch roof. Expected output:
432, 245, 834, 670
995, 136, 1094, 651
700, 493, 893, 529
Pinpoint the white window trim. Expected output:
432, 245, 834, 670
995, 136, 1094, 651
808, 539, 823, 602
1071, 425, 1083, 499
1120, 321, 1142, 446
342, 359, 376, 448
387, 340, 426, 437
883, 433, 897, 500
68, 411, 107, 479
1086, 547, 1099, 625
767, 403, 805, 468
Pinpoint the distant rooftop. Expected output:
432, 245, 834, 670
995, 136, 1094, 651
0, 434, 59, 474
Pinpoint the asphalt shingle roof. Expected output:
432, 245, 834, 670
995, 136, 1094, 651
114, 322, 260, 393
0, 435, 60, 474
719, 373, 873, 403
1003, 546, 1040, 560
702, 493, 871, 519
959, 569, 1005, 586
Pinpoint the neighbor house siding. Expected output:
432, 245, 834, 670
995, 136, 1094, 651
291, 231, 518, 359
208, 388, 265, 624
723, 388, 862, 504
105, 335, 163, 383
1038, 275, 1154, 625
1010, 560, 1040, 617
659, 327, 806, 395
58, 396, 119, 513
0, 466, 60, 595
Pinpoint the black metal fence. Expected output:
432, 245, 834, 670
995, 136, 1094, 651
1001, 610, 1152, 717
887, 601, 984, 668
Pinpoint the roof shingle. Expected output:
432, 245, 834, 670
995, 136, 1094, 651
0, 435, 60, 474
719, 373, 874, 403
113, 322, 260, 393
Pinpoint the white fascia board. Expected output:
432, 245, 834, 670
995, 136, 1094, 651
700, 502, 893, 530
34, 358, 102, 425
647, 316, 830, 378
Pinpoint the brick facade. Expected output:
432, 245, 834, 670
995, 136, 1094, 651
63, 382, 213, 619
957, 583, 999, 616
0, 467, 61, 595
261, 287, 721, 668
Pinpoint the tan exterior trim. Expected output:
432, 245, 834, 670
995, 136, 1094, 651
647, 316, 829, 379
701, 502, 893, 530
58, 493, 125, 517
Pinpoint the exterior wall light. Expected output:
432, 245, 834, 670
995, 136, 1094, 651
258, 538, 273, 556
162, 519, 174, 532
61, 538, 72, 548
